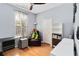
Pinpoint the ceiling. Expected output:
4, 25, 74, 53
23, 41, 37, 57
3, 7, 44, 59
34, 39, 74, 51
10, 3, 64, 14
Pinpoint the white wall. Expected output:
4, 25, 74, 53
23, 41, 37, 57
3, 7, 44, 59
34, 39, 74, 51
8, 4, 36, 37
27, 13, 36, 36
0, 4, 16, 38
0, 4, 36, 49
37, 3, 73, 39
0, 4, 36, 38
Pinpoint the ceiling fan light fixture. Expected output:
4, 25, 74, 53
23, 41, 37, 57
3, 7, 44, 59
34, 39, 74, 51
29, 3, 46, 10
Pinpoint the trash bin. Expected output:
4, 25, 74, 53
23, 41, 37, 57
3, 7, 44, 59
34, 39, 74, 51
18, 38, 28, 48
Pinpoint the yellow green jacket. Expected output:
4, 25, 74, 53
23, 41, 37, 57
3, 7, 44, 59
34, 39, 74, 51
31, 31, 39, 40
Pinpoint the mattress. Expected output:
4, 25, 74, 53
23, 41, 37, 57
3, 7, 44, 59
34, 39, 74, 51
50, 38, 74, 56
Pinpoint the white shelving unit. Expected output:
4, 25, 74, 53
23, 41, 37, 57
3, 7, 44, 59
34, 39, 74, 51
52, 20, 63, 48
52, 21, 63, 38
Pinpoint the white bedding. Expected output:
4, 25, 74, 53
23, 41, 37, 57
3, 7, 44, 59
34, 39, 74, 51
50, 38, 74, 56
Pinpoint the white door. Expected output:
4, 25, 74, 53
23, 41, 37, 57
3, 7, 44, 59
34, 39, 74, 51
42, 19, 52, 45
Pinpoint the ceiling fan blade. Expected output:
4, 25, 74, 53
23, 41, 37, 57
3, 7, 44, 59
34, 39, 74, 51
29, 4, 33, 10
33, 3, 46, 5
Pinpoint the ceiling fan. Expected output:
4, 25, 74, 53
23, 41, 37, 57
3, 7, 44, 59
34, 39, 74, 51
29, 3, 46, 10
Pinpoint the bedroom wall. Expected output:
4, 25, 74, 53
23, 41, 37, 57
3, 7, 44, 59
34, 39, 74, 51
27, 13, 36, 36
0, 4, 16, 38
0, 4, 36, 49
7, 3, 36, 37
36, 3, 73, 44
0, 3, 36, 38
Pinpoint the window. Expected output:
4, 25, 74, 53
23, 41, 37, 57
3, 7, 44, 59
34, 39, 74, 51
15, 11, 28, 37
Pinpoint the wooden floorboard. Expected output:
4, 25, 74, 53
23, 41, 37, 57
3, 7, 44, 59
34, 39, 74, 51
3, 43, 52, 56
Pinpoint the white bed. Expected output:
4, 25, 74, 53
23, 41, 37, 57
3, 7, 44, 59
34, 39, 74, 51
50, 38, 74, 56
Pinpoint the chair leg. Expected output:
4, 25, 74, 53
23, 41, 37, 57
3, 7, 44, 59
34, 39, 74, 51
0, 52, 4, 56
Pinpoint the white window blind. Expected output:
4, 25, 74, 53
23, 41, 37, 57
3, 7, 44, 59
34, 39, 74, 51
15, 11, 28, 37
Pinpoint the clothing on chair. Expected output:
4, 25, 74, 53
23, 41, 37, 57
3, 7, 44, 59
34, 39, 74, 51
31, 31, 39, 40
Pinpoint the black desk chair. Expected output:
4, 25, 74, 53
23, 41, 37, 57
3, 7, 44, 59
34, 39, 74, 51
0, 52, 4, 56
28, 31, 41, 46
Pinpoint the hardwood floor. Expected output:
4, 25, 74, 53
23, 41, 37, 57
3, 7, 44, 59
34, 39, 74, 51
3, 43, 52, 56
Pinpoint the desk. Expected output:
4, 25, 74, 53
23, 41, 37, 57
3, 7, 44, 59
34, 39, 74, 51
0, 37, 15, 52
52, 33, 62, 47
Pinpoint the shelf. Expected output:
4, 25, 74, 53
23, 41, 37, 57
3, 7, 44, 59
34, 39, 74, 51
52, 38, 61, 40
52, 22, 63, 37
